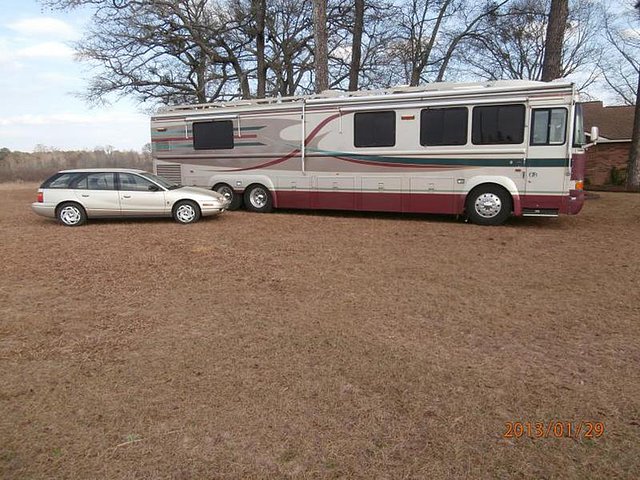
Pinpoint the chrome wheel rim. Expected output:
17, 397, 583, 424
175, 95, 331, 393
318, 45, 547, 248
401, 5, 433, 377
474, 193, 502, 218
249, 188, 268, 209
60, 205, 81, 225
216, 185, 234, 202
176, 204, 196, 223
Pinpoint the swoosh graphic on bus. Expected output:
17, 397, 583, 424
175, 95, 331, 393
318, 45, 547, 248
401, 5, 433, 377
226, 113, 342, 171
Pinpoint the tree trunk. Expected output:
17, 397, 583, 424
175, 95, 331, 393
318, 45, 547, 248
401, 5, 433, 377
254, 0, 267, 98
312, 0, 329, 93
348, 0, 364, 91
541, 0, 569, 82
627, 73, 640, 189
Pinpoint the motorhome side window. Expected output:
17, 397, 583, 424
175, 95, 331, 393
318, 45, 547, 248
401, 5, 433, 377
354, 111, 396, 147
192, 120, 234, 150
472, 104, 525, 145
420, 107, 468, 146
531, 108, 567, 145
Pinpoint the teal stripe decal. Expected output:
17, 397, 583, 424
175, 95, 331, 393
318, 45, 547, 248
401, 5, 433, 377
527, 158, 568, 167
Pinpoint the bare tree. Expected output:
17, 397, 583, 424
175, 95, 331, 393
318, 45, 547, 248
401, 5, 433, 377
383, 0, 512, 87
348, 0, 365, 91
628, 2, 640, 189
253, 0, 267, 98
541, 0, 569, 81
466, 0, 602, 89
264, 0, 314, 96
312, 0, 329, 92
43, 0, 254, 105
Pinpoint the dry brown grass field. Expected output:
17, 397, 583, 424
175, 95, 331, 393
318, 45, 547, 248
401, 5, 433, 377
1, 184, 639, 479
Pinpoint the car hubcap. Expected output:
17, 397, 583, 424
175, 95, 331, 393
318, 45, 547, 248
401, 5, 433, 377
217, 186, 234, 202
60, 206, 81, 225
474, 193, 502, 218
250, 188, 268, 209
176, 204, 196, 223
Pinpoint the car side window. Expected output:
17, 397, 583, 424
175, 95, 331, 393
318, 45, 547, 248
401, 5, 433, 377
83, 173, 116, 190
119, 173, 156, 191
45, 173, 77, 189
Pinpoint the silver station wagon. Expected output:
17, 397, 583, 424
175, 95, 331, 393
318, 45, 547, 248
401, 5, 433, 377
32, 168, 230, 226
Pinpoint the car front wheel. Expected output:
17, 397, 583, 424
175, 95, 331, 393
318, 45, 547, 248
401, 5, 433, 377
173, 200, 201, 224
57, 202, 87, 227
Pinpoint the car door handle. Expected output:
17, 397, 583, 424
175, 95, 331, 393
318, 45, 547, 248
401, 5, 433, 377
122, 195, 131, 198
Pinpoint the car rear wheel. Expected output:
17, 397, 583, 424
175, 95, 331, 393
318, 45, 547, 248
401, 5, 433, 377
57, 202, 87, 227
173, 200, 201, 224
244, 184, 273, 213
214, 183, 242, 210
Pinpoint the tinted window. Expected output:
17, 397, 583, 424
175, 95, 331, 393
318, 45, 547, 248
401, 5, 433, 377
420, 107, 468, 146
472, 104, 525, 145
354, 111, 395, 147
119, 173, 156, 191
193, 120, 234, 150
43, 173, 77, 189
84, 173, 116, 190
531, 108, 567, 145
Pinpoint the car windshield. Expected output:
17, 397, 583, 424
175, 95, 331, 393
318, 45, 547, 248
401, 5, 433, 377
138, 172, 181, 190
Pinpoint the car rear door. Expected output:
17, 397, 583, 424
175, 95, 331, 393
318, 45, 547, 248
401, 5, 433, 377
72, 172, 120, 216
117, 173, 167, 216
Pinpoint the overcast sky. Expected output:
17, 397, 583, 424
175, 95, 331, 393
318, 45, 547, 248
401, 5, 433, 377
0, 0, 148, 152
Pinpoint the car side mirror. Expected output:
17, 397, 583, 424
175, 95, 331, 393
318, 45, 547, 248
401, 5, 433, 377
148, 184, 160, 192
590, 126, 599, 143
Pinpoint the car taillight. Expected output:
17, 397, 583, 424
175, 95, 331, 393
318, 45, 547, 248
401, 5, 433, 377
36, 192, 43, 203
575, 180, 584, 191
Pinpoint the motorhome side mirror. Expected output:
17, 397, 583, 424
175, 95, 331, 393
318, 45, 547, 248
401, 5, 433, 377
590, 126, 599, 143
148, 184, 160, 192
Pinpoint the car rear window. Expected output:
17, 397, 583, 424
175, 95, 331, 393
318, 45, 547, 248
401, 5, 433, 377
41, 173, 78, 189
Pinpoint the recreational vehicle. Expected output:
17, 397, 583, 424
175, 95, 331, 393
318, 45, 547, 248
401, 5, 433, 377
151, 80, 597, 225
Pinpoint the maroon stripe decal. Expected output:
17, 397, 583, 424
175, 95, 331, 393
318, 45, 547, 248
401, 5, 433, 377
226, 113, 343, 172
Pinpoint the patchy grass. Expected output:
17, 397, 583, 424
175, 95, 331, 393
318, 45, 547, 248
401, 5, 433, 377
1, 184, 639, 479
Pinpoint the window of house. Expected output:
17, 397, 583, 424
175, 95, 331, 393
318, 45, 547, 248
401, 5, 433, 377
472, 104, 525, 145
354, 111, 396, 147
420, 107, 468, 146
531, 108, 567, 145
193, 120, 234, 150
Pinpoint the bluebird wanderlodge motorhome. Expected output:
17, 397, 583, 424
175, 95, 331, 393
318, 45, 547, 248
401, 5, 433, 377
151, 80, 597, 225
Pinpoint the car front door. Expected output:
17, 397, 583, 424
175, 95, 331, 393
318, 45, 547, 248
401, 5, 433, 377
117, 173, 167, 216
72, 172, 120, 216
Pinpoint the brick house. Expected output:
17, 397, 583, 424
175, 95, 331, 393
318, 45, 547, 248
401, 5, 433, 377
582, 101, 635, 187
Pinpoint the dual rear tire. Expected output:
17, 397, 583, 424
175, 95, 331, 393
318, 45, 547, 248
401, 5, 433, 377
213, 183, 272, 213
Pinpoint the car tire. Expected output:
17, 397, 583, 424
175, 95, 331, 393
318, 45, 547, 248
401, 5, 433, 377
56, 202, 87, 227
466, 185, 512, 226
213, 183, 242, 211
244, 184, 273, 213
173, 200, 201, 224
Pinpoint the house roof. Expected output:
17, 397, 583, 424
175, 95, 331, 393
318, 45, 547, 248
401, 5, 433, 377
583, 101, 635, 141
